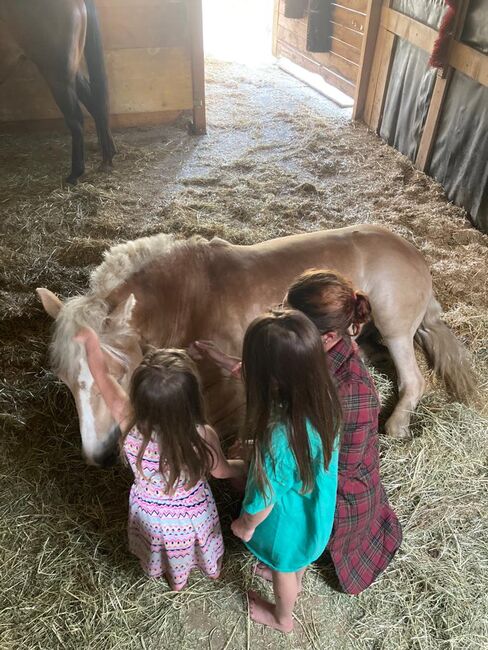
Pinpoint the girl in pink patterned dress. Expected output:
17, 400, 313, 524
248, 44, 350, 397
74, 327, 246, 591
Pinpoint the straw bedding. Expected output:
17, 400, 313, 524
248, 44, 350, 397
0, 60, 487, 649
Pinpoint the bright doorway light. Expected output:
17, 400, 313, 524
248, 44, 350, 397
202, 0, 275, 64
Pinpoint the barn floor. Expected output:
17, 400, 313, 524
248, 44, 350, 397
1, 59, 487, 650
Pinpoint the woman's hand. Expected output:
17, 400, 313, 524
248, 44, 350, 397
231, 516, 255, 542
228, 438, 253, 460
188, 340, 239, 373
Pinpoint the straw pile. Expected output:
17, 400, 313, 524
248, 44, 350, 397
0, 60, 487, 649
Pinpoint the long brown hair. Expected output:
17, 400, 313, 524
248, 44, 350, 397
285, 269, 372, 336
242, 309, 342, 496
122, 348, 213, 492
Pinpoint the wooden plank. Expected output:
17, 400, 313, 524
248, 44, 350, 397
95, 2, 188, 50
187, 0, 206, 134
272, 0, 281, 57
449, 41, 488, 88
279, 5, 363, 48
277, 22, 307, 50
330, 36, 361, 65
369, 28, 395, 131
414, 72, 452, 170
332, 0, 367, 15
278, 25, 360, 66
353, 0, 383, 120
381, 7, 436, 53
277, 20, 360, 64
330, 22, 363, 49
331, 6, 365, 33
415, 0, 472, 171
280, 2, 366, 32
277, 27, 359, 83
0, 110, 184, 133
0, 47, 193, 122
306, 49, 359, 83
363, 23, 384, 126
105, 47, 193, 114
277, 42, 355, 96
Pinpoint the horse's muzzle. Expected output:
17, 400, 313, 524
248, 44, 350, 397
88, 425, 121, 468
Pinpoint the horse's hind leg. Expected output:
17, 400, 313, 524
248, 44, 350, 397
47, 77, 85, 183
76, 73, 116, 167
383, 335, 425, 439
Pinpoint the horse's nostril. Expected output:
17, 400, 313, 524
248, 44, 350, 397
91, 449, 118, 468
99, 451, 118, 468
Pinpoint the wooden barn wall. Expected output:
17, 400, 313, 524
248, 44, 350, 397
273, 0, 367, 97
357, 0, 488, 233
0, 0, 197, 131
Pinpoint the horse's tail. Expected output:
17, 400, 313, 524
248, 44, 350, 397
83, 0, 115, 161
414, 294, 476, 402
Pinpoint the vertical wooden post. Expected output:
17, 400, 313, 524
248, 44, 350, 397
272, 0, 281, 58
363, 1, 395, 132
414, 0, 470, 171
188, 0, 206, 135
352, 0, 383, 121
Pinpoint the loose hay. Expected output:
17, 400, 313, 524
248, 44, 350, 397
0, 60, 487, 649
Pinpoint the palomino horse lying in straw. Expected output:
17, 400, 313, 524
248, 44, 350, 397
37, 225, 474, 467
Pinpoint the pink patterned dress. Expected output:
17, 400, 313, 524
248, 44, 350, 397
123, 428, 224, 590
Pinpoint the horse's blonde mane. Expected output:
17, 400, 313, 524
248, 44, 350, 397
51, 296, 109, 381
90, 233, 183, 298
51, 233, 206, 380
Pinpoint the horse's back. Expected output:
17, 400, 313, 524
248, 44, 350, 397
0, 0, 86, 73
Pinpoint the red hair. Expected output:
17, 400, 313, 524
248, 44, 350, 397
285, 270, 372, 336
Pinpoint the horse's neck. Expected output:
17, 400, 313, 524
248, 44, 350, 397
106, 254, 206, 348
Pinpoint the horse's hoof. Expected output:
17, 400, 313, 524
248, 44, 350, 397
385, 420, 411, 439
99, 161, 113, 173
64, 174, 78, 186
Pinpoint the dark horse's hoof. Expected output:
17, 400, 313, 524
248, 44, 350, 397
99, 160, 114, 173
64, 175, 79, 186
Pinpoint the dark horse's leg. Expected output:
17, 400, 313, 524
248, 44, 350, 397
76, 73, 116, 168
47, 75, 85, 184
82, 0, 116, 167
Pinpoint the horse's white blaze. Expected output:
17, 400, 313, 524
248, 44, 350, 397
77, 357, 98, 460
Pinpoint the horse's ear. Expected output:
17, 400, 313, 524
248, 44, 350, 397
37, 288, 63, 319
110, 293, 137, 327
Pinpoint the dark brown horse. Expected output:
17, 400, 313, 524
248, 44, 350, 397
0, 0, 115, 183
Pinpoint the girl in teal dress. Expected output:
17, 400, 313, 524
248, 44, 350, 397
230, 309, 342, 633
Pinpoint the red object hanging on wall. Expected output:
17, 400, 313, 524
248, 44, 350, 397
429, 0, 457, 68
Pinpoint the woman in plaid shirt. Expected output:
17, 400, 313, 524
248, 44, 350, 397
286, 270, 402, 594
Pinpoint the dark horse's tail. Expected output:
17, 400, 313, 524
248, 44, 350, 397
83, 0, 116, 162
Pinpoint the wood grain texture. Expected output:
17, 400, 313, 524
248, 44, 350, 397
369, 28, 394, 131
276, 41, 355, 96
352, 0, 382, 120
381, 7, 436, 53
95, 1, 188, 50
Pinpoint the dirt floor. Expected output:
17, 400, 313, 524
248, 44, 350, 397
1, 60, 487, 650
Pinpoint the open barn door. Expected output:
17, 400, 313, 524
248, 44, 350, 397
272, 0, 371, 107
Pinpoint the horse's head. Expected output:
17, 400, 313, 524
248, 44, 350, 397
37, 288, 143, 467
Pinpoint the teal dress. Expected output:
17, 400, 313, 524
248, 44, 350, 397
242, 422, 339, 572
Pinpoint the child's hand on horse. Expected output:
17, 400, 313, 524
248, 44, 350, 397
73, 325, 99, 346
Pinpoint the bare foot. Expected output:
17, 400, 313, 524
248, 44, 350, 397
254, 562, 273, 582
248, 590, 294, 633
254, 563, 303, 594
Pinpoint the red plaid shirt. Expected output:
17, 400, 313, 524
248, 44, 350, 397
326, 337, 402, 595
